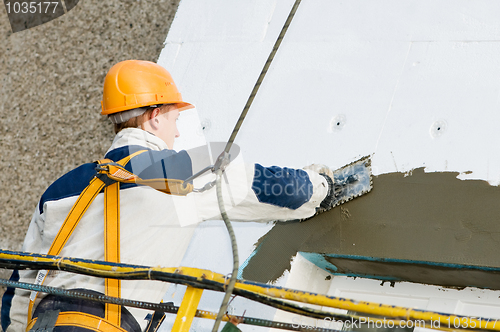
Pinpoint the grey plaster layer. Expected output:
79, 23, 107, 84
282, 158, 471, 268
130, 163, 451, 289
0, 0, 180, 298
242, 168, 500, 286
318, 255, 500, 289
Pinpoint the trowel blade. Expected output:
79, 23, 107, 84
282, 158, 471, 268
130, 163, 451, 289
331, 156, 372, 208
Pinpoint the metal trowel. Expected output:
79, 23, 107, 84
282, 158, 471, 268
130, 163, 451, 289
329, 156, 373, 209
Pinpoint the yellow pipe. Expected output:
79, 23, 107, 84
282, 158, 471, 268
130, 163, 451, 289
1, 251, 498, 331
172, 286, 204, 332
171, 267, 498, 332
234, 281, 499, 331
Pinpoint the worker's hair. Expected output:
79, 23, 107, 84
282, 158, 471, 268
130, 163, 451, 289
113, 104, 176, 134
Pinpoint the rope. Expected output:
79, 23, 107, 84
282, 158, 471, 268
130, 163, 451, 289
212, 0, 303, 330
212, 170, 240, 332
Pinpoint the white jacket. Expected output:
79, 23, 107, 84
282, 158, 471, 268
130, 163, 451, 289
4, 128, 328, 331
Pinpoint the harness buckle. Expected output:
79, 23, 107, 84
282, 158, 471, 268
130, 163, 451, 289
95, 172, 117, 187
96, 162, 123, 172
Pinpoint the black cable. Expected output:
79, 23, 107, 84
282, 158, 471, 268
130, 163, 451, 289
0, 277, 342, 332
0, 250, 359, 322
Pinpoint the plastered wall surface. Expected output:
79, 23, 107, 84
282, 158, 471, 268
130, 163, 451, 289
0, 0, 180, 298
242, 168, 500, 286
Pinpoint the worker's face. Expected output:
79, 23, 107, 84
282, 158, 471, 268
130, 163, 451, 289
156, 107, 180, 149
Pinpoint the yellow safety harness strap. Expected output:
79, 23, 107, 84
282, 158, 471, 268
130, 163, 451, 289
27, 311, 128, 332
27, 150, 147, 329
27, 174, 108, 323
102, 149, 146, 326
48, 176, 107, 255
104, 180, 121, 326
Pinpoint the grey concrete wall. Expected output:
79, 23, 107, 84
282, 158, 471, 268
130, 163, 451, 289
0, 0, 180, 298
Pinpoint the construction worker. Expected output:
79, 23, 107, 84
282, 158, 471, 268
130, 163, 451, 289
1, 60, 336, 332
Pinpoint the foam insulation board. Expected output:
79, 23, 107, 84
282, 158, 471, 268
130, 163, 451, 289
156, 0, 500, 324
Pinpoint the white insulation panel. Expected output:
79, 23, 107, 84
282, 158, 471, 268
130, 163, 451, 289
160, 0, 500, 182
157, 0, 500, 329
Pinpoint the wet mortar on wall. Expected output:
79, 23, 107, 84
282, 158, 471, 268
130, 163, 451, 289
242, 168, 500, 288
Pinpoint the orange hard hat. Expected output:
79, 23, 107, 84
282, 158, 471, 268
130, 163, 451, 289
101, 60, 193, 115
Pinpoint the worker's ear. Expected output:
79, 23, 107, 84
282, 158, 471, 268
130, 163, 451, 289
149, 108, 161, 130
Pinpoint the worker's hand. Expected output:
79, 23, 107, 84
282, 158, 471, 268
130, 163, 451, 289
302, 164, 334, 182
303, 164, 336, 215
